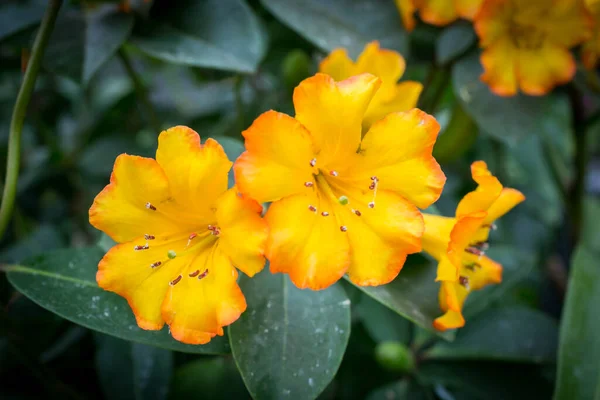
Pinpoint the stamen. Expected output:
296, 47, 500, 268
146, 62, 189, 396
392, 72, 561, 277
170, 275, 182, 286
145, 202, 156, 211
186, 233, 197, 247
340, 226, 347, 232
464, 263, 478, 271
150, 261, 162, 269
134, 244, 149, 251
207, 225, 213, 230
198, 269, 209, 280
338, 196, 349, 205
459, 276, 470, 289
369, 176, 379, 207
473, 241, 490, 251
144, 234, 155, 240
483, 223, 498, 230
321, 211, 329, 216
167, 250, 177, 259
353, 209, 361, 216
308, 205, 317, 212
310, 158, 317, 167
329, 170, 338, 177
211, 227, 221, 236
304, 182, 314, 187
189, 270, 200, 277
368, 202, 375, 209
465, 247, 484, 257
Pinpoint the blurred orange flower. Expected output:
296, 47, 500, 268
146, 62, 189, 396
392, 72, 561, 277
319, 41, 422, 130
394, 0, 417, 31
89, 127, 267, 344
414, 0, 484, 26
475, 0, 592, 96
234, 73, 445, 290
582, 0, 600, 68
421, 161, 525, 330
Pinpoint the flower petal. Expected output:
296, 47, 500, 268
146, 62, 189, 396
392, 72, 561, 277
89, 154, 184, 243
347, 109, 445, 209
455, 0, 484, 19
468, 255, 502, 290
433, 309, 465, 331
455, 161, 503, 217
319, 48, 355, 80
265, 192, 350, 290
484, 188, 526, 224
480, 37, 519, 97
415, 0, 459, 26
363, 81, 423, 129
293, 73, 381, 169
443, 211, 487, 281
161, 244, 246, 345
215, 187, 268, 277
156, 126, 231, 223
355, 42, 406, 89
422, 214, 455, 260
516, 44, 576, 96
234, 110, 316, 203
395, 0, 417, 31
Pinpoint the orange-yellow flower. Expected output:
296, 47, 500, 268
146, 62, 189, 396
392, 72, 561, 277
394, 0, 417, 31
421, 161, 525, 330
234, 73, 446, 290
89, 127, 268, 345
582, 0, 600, 68
411, 0, 485, 26
475, 0, 592, 96
319, 41, 423, 130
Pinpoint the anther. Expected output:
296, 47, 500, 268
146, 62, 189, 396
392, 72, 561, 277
145, 202, 156, 211
473, 241, 490, 251
338, 196, 349, 205
189, 233, 197, 240
167, 250, 177, 259
321, 211, 329, 216
150, 261, 162, 269
144, 234, 155, 240
310, 158, 317, 167
211, 227, 221, 236
465, 247, 484, 257
308, 205, 317, 212
134, 244, 149, 251
329, 170, 338, 177
189, 270, 200, 278
304, 182, 314, 187
340, 226, 347, 232
370, 176, 378, 181
198, 269, 209, 280
368, 202, 375, 209
464, 263, 477, 271
369, 183, 376, 190
207, 225, 213, 231
353, 209, 361, 216
170, 275, 182, 286
459, 276, 470, 289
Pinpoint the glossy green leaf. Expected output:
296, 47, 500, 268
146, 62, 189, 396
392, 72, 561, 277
0, 0, 45, 40
4, 247, 230, 354
130, 0, 266, 73
425, 306, 558, 363
43, 9, 134, 84
229, 270, 351, 400
355, 293, 412, 344
348, 256, 454, 341
452, 53, 573, 147
261, 0, 408, 58
555, 199, 600, 400
436, 22, 476, 65
366, 380, 431, 400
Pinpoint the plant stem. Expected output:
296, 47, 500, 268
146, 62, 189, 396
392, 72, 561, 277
117, 47, 162, 133
0, 0, 62, 240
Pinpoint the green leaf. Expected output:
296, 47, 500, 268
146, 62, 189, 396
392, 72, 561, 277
355, 293, 412, 344
555, 199, 600, 400
348, 256, 455, 341
43, 9, 134, 84
229, 270, 351, 400
4, 247, 230, 354
95, 334, 173, 400
436, 22, 476, 65
0, 224, 65, 263
425, 306, 558, 363
130, 0, 266, 73
452, 53, 573, 146
261, 0, 408, 58
170, 357, 248, 400
367, 380, 431, 400
0, 0, 45, 41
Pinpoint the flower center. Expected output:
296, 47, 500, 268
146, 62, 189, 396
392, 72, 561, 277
459, 223, 497, 288
508, 21, 545, 50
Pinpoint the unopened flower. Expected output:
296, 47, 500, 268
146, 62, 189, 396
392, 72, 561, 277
421, 161, 525, 330
475, 0, 591, 96
234, 73, 445, 290
89, 127, 267, 344
582, 0, 600, 69
319, 41, 422, 130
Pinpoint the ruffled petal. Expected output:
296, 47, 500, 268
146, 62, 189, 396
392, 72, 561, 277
473, 0, 512, 47
480, 37, 519, 97
319, 48, 356, 80
433, 281, 467, 330
265, 192, 350, 290
234, 110, 316, 203
89, 154, 184, 243
355, 42, 406, 89
156, 126, 231, 223
433, 309, 465, 331
215, 187, 268, 277
415, 0, 459, 26
468, 255, 503, 290
346, 109, 445, 209
161, 244, 246, 345
293, 73, 381, 169
362, 81, 423, 129
456, 161, 503, 217
444, 211, 487, 281
484, 188, 526, 224
547, 0, 592, 48
516, 44, 575, 96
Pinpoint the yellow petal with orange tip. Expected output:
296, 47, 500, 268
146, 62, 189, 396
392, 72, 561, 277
355, 42, 406, 92
215, 187, 268, 278
444, 211, 487, 280
516, 45, 575, 96
362, 80, 423, 129
395, 0, 417, 31
89, 154, 185, 243
293, 73, 381, 169
345, 109, 445, 209
156, 126, 231, 224
469, 255, 503, 290
433, 280, 467, 330
161, 244, 247, 345
433, 309, 465, 331
234, 110, 316, 203
473, 0, 513, 48
318, 48, 355, 81
480, 37, 519, 97
414, 0, 459, 26
265, 192, 351, 290
484, 188, 526, 224
456, 161, 503, 218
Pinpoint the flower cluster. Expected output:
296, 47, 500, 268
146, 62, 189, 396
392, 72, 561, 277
89, 43, 524, 344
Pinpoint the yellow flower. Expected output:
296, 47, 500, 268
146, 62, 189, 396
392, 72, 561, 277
89, 127, 268, 345
411, 0, 485, 26
475, 0, 592, 96
394, 0, 417, 31
421, 161, 525, 330
319, 41, 423, 130
234, 73, 446, 290
582, 0, 600, 68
